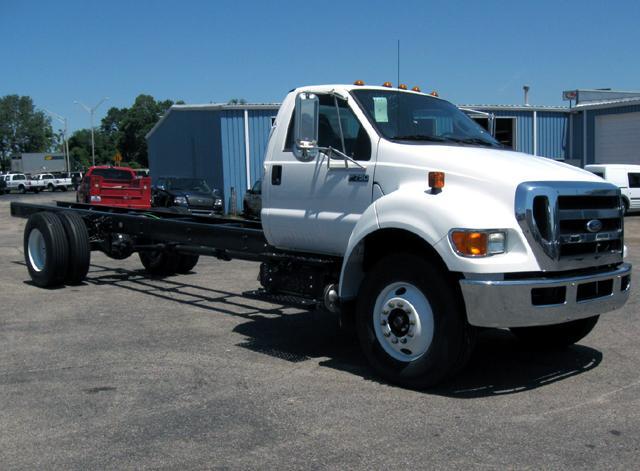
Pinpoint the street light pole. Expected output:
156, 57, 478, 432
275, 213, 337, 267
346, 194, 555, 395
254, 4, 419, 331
45, 109, 70, 172
75, 97, 109, 166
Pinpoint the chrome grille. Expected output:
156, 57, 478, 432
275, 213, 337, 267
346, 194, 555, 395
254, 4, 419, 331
515, 182, 624, 271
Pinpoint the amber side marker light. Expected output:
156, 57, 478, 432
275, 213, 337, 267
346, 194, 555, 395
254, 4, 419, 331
430, 91, 439, 97
354, 79, 365, 86
412, 86, 421, 92
428, 171, 445, 194
451, 231, 488, 257
398, 84, 408, 90
382, 81, 393, 88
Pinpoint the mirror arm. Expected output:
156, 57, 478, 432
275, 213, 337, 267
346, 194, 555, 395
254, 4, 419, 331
319, 147, 364, 169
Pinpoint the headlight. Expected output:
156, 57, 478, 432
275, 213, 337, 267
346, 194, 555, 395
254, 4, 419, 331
214, 198, 222, 206
173, 196, 187, 205
450, 229, 506, 257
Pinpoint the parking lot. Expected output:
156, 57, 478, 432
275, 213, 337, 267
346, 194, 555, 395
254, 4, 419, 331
1, 192, 639, 469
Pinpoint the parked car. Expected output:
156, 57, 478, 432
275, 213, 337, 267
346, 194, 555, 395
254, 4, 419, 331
77, 166, 151, 209
242, 179, 262, 219
585, 164, 640, 214
152, 177, 223, 216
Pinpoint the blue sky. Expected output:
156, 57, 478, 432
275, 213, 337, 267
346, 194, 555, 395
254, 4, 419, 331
1, 0, 638, 133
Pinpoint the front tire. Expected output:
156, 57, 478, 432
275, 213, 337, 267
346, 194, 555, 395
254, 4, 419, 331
24, 212, 69, 287
356, 253, 473, 389
18, 185, 26, 194
510, 316, 599, 349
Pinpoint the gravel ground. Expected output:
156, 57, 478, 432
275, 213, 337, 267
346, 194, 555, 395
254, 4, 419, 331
1, 192, 639, 470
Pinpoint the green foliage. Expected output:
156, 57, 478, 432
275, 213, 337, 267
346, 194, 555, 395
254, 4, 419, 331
68, 94, 177, 170
0, 94, 54, 170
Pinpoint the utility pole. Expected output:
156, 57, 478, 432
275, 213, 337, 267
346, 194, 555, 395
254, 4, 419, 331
75, 97, 109, 166
45, 109, 70, 172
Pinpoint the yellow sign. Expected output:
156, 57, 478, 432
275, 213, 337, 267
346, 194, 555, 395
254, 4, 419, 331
44, 155, 53, 161
114, 152, 122, 164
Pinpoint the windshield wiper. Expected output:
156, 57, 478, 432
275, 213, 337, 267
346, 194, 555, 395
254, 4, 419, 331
392, 135, 448, 142
445, 137, 499, 148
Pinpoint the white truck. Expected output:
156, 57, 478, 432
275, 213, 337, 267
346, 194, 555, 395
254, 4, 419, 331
32, 173, 73, 192
11, 83, 631, 388
585, 164, 640, 214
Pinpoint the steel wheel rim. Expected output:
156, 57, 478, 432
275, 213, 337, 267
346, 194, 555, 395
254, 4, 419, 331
372, 281, 434, 362
28, 228, 47, 272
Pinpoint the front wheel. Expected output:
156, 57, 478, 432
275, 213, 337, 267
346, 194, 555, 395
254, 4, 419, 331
356, 253, 473, 389
18, 185, 26, 194
510, 316, 599, 349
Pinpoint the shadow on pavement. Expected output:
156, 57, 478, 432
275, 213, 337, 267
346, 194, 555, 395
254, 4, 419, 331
81, 263, 602, 396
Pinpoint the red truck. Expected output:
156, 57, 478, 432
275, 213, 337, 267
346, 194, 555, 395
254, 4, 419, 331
77, 166, 151, 209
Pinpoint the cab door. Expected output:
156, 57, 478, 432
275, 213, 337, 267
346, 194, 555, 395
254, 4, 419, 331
263, 93, 377, 256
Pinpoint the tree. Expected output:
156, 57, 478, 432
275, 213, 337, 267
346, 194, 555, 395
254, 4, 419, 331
68, 128, 116, 170
0, 95, 54, 170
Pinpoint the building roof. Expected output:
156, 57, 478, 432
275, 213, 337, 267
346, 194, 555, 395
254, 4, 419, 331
460, 104, 570, 112
146, 102, 281, 140
573, 97, 640, 110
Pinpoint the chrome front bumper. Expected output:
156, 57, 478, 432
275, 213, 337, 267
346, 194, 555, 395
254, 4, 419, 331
460, 263, 631, 328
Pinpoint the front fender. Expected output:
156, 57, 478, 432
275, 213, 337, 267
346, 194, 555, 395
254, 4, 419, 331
339, 188, 539, 299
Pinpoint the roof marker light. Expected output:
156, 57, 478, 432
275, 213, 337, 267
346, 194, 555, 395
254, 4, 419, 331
398, 84, 408, 90
382, 81, 393, 88
354, 79, 365, 86
412, 86, 421, 92
430, 91, 439, 97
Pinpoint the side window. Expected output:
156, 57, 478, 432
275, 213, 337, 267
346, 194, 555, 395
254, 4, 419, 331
628, 173, 640, 188
589, 171, 604, 178
252, 180, 262, 193
284, 95, 372, 161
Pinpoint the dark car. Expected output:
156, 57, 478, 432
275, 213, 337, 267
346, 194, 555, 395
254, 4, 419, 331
152, 177, 223, 216
242, 180, 262, 219
0, 175, 7, 195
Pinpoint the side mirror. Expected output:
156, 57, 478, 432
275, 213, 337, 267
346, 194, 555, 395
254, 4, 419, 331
293, 92, 319, 162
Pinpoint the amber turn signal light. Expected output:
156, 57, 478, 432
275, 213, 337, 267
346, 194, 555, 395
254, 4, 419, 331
451, 231, 488, 257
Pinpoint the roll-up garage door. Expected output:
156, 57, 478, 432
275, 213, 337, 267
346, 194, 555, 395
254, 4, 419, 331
595, 112, 640, 164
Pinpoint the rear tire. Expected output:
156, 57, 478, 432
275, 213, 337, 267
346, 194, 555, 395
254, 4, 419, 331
139, 250, 180, 276
623, 198, 630, 215
510, 316, 599, 349
356, 253, 473, 389
19, 185, 26, 194
48, 184, 54, 192
57, 211, 91, 285
176, 254, 199, 274
23, 212, 69, 287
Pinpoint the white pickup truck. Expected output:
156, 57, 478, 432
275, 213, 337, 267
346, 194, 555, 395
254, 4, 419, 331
12, 83, 631, 388
32, 173, 72, 192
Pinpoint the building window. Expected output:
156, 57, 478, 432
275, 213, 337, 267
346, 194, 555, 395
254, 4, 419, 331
472, 117, 516, 149
628, 173, 640, 188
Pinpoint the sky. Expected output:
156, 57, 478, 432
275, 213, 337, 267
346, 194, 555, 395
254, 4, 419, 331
1, 0, 639, 133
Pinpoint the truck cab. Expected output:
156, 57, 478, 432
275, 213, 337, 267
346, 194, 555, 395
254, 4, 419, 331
258, 83, 630, 387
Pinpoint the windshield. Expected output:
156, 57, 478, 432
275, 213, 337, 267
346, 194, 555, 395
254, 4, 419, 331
351, 89, 501, 148
166, 178, 211, 193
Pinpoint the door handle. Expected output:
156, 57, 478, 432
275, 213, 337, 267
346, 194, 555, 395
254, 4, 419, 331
272, 165, 282, 185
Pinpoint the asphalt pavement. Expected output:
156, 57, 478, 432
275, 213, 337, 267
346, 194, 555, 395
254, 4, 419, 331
1, 192, 639, 469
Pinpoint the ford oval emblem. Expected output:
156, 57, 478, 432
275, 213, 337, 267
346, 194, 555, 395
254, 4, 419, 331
586, 219, 603, 233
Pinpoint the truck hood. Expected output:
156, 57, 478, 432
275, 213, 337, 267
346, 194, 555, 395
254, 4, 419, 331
376, 144, 602, 193
405, 145, 601, 186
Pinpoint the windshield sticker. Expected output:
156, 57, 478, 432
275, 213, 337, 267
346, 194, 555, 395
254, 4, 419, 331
373, 97, 389, 123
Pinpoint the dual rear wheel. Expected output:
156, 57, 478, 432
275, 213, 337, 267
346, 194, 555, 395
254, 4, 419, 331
24, 211, 90, 287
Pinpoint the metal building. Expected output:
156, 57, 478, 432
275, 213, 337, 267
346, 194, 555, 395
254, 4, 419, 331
11, 153, 66, 174
563, 89, 640, 166
146, 103, 279, 213
462, 105, 570, 160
